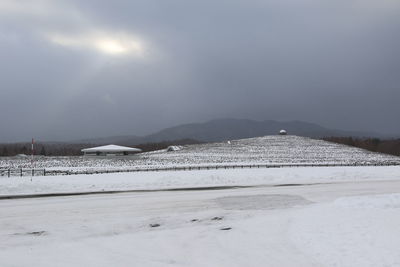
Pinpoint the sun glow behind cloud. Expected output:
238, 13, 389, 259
47, 32, 144, 56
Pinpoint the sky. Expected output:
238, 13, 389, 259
1, 0, 400, 142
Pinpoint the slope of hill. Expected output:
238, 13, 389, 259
139, 135, 400, 167
323, 137, 400, 157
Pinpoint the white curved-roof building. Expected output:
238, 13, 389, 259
81, 144, 142, 156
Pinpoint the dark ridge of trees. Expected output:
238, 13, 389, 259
0, 143, 90, 157
323, 137, 400, 157
0, 139, 201, 157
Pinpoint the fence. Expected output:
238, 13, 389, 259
1, 162, 399, 177
0, 168, 46, 177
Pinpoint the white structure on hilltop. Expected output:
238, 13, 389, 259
166, 145, 182, 152
279, 129, 287, 135
81, 144, 142, 156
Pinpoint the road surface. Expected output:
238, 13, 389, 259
1, 179, 400, 267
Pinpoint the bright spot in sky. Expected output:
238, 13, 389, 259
47, 32, 144, 56
95, 39, 142, 55
95, 40, 126, 54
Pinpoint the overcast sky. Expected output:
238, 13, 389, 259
1, 0, 399, 142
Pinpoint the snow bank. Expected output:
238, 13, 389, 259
290, 193, 400, 267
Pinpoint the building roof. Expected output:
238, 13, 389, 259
81, 144, 142, 153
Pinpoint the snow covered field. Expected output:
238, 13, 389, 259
0, 166, 399, 196
1, 136, 399, 173
1, 174, 400, 267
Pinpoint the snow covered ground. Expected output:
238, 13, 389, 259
0, 166, 399, 196
1, 176, 400, 267
1, 136, 400, 266
1, 136, 399, 172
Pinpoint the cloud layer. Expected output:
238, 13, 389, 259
1, 0, 400, 141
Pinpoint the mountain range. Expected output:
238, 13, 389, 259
75, 118, 390, 145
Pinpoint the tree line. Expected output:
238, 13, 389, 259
0, 139, 201, 157
323, 137, 400, 157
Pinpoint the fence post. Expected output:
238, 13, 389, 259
44, 169, 46, 176
20, 169, 23, 177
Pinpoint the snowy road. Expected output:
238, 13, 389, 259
1, 179, 400, 267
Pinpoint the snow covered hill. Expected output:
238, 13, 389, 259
1, 135, 399, 171
139, 135, 400, 166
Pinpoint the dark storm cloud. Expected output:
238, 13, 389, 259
1, 0, 400, 142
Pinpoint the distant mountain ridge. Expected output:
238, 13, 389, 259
74, 118, 385, 145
